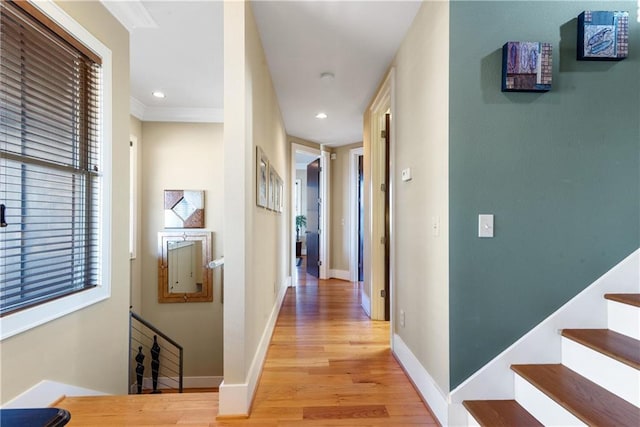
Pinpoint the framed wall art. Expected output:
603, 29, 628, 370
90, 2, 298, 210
501, 41, 552, 92
578, 11, 629, 60
268, 167, 277, 211
164, 190, 204, 228
256, 146, 269, 208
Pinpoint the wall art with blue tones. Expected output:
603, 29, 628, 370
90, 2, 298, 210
502, 41, 552, 92
578, 11, 628, 60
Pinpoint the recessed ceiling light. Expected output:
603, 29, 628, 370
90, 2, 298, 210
152, 91, 165, 99
315, 112, 327, 119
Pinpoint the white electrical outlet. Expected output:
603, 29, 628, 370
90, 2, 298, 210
401, 168, 412, 182
400, 310, 405, 327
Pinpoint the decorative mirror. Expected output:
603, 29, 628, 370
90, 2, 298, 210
158, 231, 212, 303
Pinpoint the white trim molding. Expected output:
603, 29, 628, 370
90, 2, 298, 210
329, 269, 351, 281
218, 277, 289, 416
99, 0, 157, 32
140, 376, 223, 392
392, 334, 449, 426
319, 148, 330, 280
129, 96, 223, 123
450, 249, 640, 404
2, 381, 107, 409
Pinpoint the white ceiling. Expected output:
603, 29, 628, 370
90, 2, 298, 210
103, 0, 421, 146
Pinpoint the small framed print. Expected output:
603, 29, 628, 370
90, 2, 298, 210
256, 146, 269, 208
578, 11, 628, 61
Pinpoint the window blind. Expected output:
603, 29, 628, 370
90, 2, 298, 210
0, 0, 102, 316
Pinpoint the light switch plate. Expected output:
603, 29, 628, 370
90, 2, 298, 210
478, 214, 494, 238
401, 168, 412, 182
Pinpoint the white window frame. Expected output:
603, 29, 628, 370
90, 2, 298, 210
0, 0, 112, 341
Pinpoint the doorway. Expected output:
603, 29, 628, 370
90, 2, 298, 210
290, 143, 328, 282
306, 158, 320, 278
364, 69, 395, 324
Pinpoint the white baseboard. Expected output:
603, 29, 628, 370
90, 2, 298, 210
392, 334, 448, 426
218, 276, 289, 416
329, 269, 351, 281
139, 375, 223, 391
361, 286, 371, 317
450, 249, 639, 404
2, 380, 107, 409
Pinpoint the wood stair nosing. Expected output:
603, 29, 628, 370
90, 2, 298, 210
604, 293, 640, 308
511, 364, 640, 427
561, 328, 640, 370
463, 399, 543, 427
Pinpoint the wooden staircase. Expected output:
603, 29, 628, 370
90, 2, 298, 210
464, 293, 640, 426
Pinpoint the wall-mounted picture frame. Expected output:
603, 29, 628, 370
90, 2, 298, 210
277, 174, 284, 213
501, 41, 552, 92
164, 190, 205, 228
256, 146, 269, 208
578, 11, 629, 60
268, 167, 277, 211
272, 172, 283, 213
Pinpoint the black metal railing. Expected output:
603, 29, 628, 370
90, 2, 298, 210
129, 310, 183, 393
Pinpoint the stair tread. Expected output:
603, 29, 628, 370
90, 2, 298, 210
605, 293, 640, 307
562, 329, 640, 369
463, 399, 543, 427
511, 364, 640, 427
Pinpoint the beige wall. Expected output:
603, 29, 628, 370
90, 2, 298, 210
139, 122, 224, 378
1, 0, 131, 402
130, 116, 143, 313
391, 1, 450, 392
222, 1, 289, 414
330, 143, 362, 273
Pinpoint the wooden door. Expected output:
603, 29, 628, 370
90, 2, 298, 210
306, 159, 320, 278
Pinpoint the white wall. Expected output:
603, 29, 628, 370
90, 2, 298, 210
1, 0, 131, 403
221, 0, 289, 415
139, 122, 224, 378
391, 0, 450, 394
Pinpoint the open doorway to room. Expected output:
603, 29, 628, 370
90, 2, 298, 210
364, 69, 395, 324
349, 147, 364, 284
290, 143, 329, 282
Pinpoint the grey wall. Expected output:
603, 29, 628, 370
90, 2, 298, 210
449, 1, 640, 388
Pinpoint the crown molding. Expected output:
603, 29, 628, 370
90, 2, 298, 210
144, 107, 223, 123
130, 97, 146, 120
129, 97, 223, 123
100, 0, 157, 32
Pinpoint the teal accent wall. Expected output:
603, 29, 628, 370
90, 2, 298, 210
449, 1, 640, 388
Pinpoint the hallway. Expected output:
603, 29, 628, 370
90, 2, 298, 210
241, 264, 438, 425
57, 266, 437, 425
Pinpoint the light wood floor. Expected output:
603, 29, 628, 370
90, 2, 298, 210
58, 263, 437, 426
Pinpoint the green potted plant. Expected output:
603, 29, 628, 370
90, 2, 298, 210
295, 215, 307, 241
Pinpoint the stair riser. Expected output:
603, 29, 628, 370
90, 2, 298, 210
608, 300, 640, 340
561, 338, 640, 406
514, 375, 586, 427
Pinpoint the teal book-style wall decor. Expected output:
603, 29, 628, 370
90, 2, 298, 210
502, 41, 552, 92
578, 10, 629, 60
